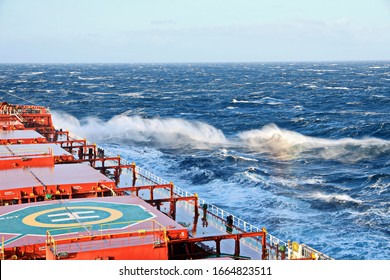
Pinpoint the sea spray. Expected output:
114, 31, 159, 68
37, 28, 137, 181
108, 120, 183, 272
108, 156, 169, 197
237, 123, 390, 162
53, 111, 390, 162
52, 111, 228, 149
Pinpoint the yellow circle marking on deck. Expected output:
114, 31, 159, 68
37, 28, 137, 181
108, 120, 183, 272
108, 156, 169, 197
22, 206, 123, 228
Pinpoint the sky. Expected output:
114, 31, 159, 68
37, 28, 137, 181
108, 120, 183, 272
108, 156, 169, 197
0, 0, 389, 63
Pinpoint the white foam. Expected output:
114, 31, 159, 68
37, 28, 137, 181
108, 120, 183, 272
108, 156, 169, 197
233, 155, 258, 162
232, 99, 250, 103
232, 97, 282, 105
52, 111, 81, 130
365, 176, 390, 195
302, 83, 318, 89
324, 86, 350, 90
215, 148, 258, 162
243, 171, 268, 184
310, 192, 363, 204
77, 76, 105, 80
118, 92, 144, 98
20, 71, 44, 76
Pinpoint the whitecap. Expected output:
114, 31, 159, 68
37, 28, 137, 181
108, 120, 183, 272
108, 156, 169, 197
309, 192, 363, 204
51, 111, 228, 149
237, 123, 390, 162
302, 83, 318, 89
293, 105, 304, 110
324, 86, 350, 90
77, 76, 105, 80
118, 92, 144, 98
232, 99, 250, 103
244, 171, 267, 184
20, 71, 44, 76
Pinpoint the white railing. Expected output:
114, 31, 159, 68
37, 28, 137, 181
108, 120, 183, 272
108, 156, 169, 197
136, 166, 170, 186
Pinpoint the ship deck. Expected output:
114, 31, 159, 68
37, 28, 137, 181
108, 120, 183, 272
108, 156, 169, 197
0, 143, 74, 162
115, 186, 265, 259
0, 163, 118, 204
168, 193, 264, 259
0, 163, 113, 190
0, 130, 47, 144
0, 196, 187, 249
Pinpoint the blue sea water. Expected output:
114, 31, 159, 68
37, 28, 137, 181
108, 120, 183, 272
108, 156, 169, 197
1, 62, 389, 260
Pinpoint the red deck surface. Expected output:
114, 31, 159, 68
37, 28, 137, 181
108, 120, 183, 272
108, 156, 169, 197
0, 143, 74, 166
0, 143, 72, 157
0, 163, 116, 203
0, 163, 112, 190
0, 130, 47, 144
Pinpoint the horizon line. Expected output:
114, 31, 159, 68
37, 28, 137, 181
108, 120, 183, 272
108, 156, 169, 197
0, 59, 389, 65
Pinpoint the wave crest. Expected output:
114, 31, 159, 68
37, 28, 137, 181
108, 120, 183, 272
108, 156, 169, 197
52, 112, 390, 162
237, 124, 390, 162
52, 111, 227, 149
309, 192, 363, 205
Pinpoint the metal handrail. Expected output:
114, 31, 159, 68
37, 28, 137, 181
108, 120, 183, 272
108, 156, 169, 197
46, 220, 167, 256
10, 113, 27, 123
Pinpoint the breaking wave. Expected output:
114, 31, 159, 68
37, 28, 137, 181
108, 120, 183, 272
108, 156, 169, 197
52, 111, 228, 149
52, 112, 390, 162
309, 192, 363, 205
237, 124, 390, 162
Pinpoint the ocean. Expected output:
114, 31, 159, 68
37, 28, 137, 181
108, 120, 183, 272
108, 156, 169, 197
1, 62, 389, 260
